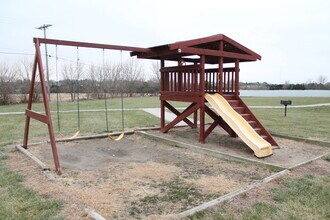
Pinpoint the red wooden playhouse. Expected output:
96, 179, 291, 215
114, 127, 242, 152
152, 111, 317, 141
132, 34, 278, 156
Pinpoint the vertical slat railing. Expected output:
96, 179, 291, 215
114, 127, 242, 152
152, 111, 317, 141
160, 65, 201, 93
203, 67, 238, 94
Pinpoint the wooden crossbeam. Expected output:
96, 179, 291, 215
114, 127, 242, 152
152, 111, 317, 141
164, 102, 195, 128
180, 47, 257, 61
205, 105, 236, 137
35, 38, 151, 53
25, 110, 49, 124
160, 103, 199, 133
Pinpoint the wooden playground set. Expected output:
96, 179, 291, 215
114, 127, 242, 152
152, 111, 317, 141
23, 34, 278, 173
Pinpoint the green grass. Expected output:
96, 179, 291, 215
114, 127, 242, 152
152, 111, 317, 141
189, 174, 330, 220
0, 96, 190, 113
325, 155, 330, 162
250, 106, 330, 142
1, 96, 329, 143
0, 156, 63, 219
0, 110, 159, 146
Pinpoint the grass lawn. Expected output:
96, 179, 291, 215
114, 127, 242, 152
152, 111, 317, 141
251, 106, 330, 142
0, 96, 190, 113
0, 95, 329, 219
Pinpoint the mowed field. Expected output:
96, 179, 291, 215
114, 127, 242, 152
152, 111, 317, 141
0, 95, 329, 219
1, 96, 329, 146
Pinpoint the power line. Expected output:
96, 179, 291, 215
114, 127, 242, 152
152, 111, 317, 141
0, 51, 34, 56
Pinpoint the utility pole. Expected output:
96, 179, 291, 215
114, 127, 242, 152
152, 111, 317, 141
36, 24, 52, 101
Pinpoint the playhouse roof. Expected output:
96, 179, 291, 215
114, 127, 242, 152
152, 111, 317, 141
131, 34, 261, 64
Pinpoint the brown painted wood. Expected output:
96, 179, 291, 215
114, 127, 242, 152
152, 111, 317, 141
24, 39, 61, 173
161, 64, 200, 72
180, 47, 258, 61
164, 102, 195, 128
160, 103, 199, 133
25, 110, 49, 124
36, 38, 151, 53
222, 35, 261, 60
199, 55, 205, 143
235, 59, 240, 95
205, 105, 236, 137
193, 110, 198, 128
161, 100, 165, 129
23, 53, 38, 149
169, 34, 226, 50
204, 121, 218, 140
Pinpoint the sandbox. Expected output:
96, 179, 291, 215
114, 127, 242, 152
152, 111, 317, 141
9, 127, 328, 219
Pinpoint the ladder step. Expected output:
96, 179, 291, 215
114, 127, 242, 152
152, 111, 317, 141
241, 114, 252, 120
254, 128, 262, 134
223, 94, 236, 100
227, 100, 240, 107
233, 107, 245, 113
247, 121, 257, 128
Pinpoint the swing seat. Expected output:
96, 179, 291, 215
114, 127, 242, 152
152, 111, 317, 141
108, 133, 124, 141
68, 130, 80, 139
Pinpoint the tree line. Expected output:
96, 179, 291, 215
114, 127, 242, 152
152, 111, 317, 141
0, 59, 328, 105
0, 59, 160, 105
241, 76, 329, 91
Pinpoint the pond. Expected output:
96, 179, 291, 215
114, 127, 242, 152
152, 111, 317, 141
240, 90, 330, 97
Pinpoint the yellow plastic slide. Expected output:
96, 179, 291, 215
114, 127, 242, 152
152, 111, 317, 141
205, 93, 272, 157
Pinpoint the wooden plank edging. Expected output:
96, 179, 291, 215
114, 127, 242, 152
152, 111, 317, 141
15, 145, 49, 171
177, 169, 290, 218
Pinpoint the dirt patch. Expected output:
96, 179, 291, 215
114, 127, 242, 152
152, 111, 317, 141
7, 134, 275, 219
185, 175, 239, 195
148, 127, 329, 168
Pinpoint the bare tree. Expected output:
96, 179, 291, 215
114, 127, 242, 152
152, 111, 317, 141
317, 75, 328, 85
16, 58, 35, 102
103, 62, 121, 97
87, 64, 105, 99
150, 61, 160, 84
61, 62, 84, 102
121, 59, 144, 97
283, 80, 290, 90
0, 62, 18, 104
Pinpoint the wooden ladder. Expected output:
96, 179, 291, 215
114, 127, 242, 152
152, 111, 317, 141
223, 94, 278, 146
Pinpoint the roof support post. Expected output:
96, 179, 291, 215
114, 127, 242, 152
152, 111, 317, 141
160, 59, 165, 129
218, 41, 224, 95
199, 55, 206, 143
235, 59, 240, 95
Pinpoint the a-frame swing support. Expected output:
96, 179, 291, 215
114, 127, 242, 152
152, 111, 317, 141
23, 38, 150, 173
23, 38, 61, 173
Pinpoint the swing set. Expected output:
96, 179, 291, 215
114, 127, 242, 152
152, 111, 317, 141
23, 38, 149, 173
24, 34, 277, 174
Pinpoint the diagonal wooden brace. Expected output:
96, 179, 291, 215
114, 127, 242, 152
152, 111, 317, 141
164, 102, 196, 128
161, 103, 199, 133
205, 105, 236, 138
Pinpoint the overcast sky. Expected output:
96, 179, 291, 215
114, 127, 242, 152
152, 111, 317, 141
1, 0, 329, 83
